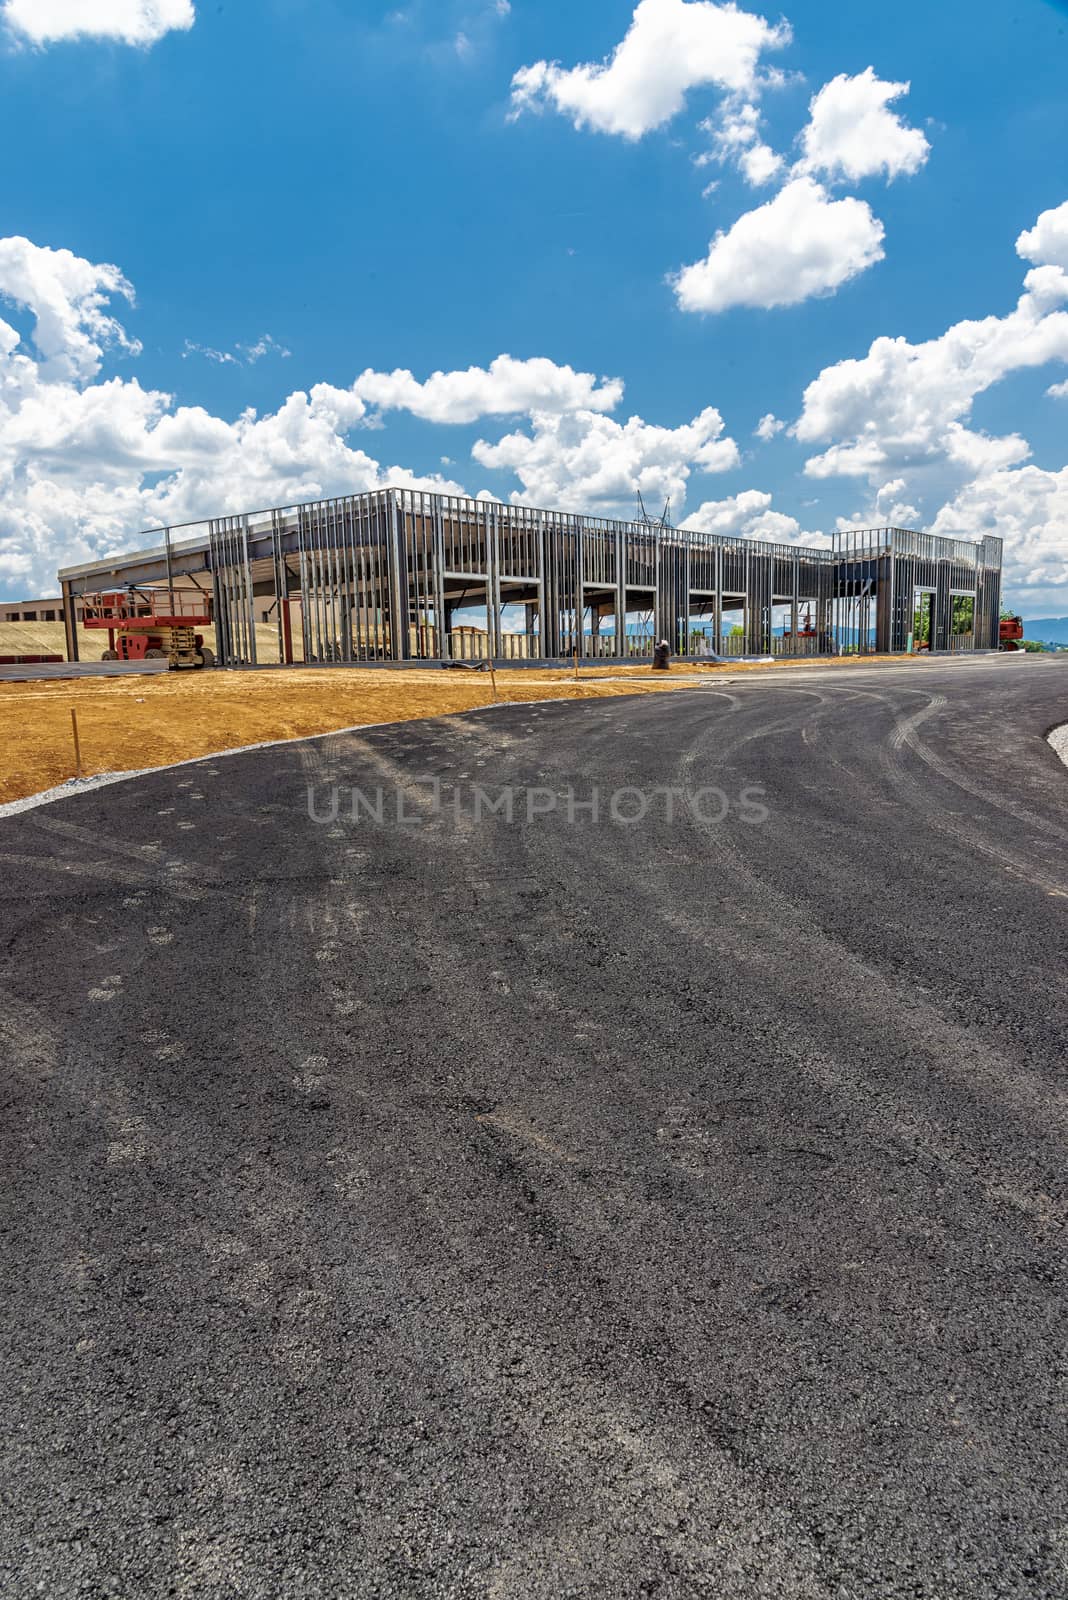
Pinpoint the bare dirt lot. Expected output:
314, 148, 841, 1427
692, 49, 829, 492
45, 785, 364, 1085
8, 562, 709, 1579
1, 651, 920, 806
0, 664, 686, 804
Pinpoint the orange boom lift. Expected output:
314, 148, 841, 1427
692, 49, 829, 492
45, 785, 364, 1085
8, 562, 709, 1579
82, 587, 215, 670
999, 614, 1024, 652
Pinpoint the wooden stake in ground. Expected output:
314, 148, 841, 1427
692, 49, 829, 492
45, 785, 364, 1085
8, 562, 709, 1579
489, 661, 498, 701
573, 649, 579, 682
70, 708, 83, 779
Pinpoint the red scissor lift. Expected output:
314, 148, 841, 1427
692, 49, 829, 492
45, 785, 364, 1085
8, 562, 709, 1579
82, 587, 215, 670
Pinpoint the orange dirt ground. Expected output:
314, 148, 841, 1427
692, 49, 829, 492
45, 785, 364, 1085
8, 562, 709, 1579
0, 657, 916, 806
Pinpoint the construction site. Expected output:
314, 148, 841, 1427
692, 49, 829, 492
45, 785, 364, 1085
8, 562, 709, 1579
6, 0, 1068, 1580
52, 487, 1004, 669
3, 647, 1066, 1600
2, 501, 1064, 1600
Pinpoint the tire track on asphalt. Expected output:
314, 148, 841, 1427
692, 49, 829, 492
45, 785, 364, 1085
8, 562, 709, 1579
654, 684, 1068, 1216
875, 694, 1068, 897
3, 659, 1067, 1599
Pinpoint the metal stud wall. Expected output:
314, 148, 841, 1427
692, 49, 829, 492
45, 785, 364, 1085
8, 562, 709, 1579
72, 490, 1003, 668
208, 515, 257, 667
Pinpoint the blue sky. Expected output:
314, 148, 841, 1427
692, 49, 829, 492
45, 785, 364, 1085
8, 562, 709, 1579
0, 0, 1067, 612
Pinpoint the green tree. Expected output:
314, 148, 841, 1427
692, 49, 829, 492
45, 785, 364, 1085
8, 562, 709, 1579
951, 594, 975, 635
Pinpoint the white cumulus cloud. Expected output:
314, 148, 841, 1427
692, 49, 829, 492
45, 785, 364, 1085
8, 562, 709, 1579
929, 466, 1068, 613
0, 235, 141, 381
683, 487, 824, 544
790, 205, 1068, 609
741, 141, 784, 186
471, 405, 739, 512
351, 355, 623, 424
1017, 200, 1068, 272
672, 177, 885, 313
1016, 199, 1068, 276
798, 68, 929, 184
0, 233, 743, 593
2, 0, 195, 47
796, 252, 1068, 480
754, 412, 785, 440
699, 99, 783, 187
509, 0, 790, 140
869, 477, 920, 528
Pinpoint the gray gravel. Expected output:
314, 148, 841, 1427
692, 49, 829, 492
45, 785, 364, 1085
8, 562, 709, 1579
0, 769, 152, 818
1, 654, 1066, 1599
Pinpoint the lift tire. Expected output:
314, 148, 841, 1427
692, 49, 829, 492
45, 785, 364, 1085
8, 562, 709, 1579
198, 646, 215, 668
145, 648, 167, 659
101, 649, 119, 661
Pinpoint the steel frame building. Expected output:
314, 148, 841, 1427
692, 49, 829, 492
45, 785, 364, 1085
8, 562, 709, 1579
57, 486, 1003, 666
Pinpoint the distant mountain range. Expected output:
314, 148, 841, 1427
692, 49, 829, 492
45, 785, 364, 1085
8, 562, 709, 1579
1020, 617, 1068, 644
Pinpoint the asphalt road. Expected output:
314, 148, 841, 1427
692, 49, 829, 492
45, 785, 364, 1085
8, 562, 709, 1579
2, 655, 1067, 1600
